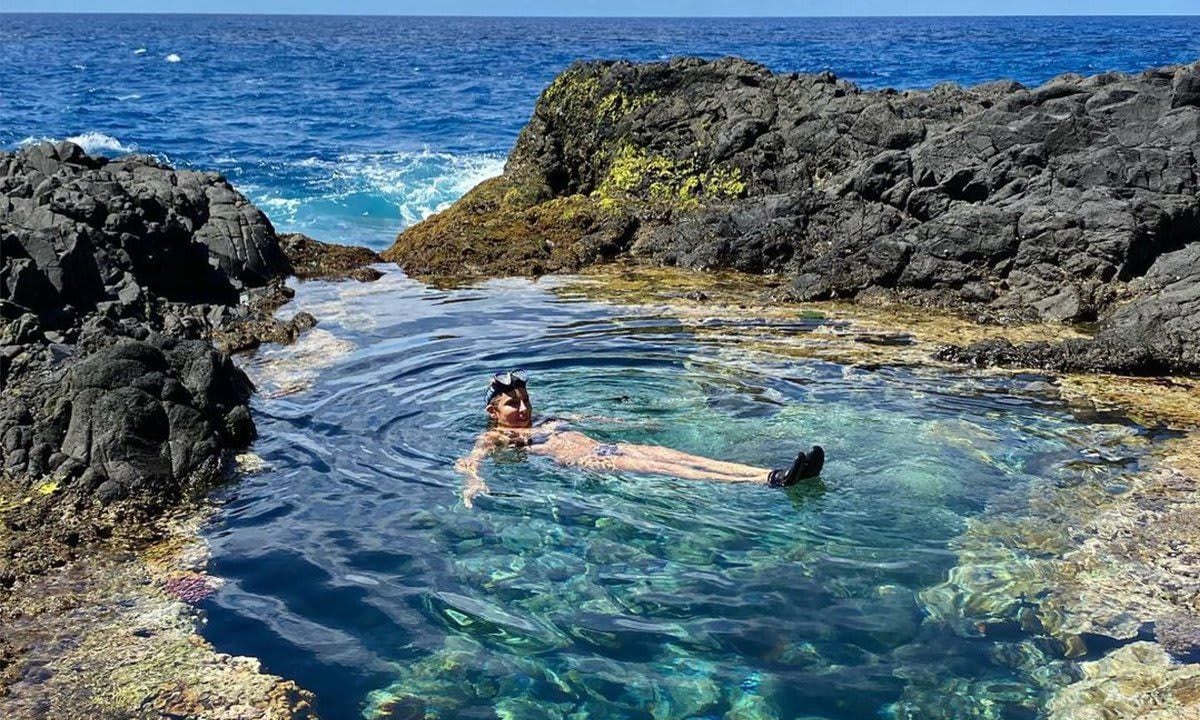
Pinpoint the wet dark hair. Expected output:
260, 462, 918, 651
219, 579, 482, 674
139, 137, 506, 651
485, 370, 527, 408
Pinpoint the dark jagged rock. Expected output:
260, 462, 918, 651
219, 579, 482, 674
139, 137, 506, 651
213, 305, 318, 354
1, 141, 289, 318
387, 58, 1200, 375
3, 336, 252, 512
279, 232, 384, 282
939, 241, 1200, 374
1, 145, 386, 572
207, 234, 382, 353
1, 142, 302, 583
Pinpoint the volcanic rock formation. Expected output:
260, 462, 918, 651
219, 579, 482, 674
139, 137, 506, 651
386, 57, 1200, 375
0, 142, 374, 582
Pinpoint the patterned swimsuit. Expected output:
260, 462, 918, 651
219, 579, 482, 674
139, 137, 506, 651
592, 443, 622, 457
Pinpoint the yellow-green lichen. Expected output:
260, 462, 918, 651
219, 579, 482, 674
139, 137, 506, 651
542, 70, 660, 125
596, 89, 660, 122
542, 70, 600, 105
594, 143, 746, 209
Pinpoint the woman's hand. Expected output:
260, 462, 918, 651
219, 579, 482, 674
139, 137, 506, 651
461, 473, 490, 509
457, 431, 504, 508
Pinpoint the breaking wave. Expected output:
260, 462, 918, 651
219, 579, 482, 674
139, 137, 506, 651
240, 149, 504, 249
16, 132, 136, 155
66, 132, 136, 154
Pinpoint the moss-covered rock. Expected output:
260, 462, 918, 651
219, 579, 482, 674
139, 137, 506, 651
382, 177, 636, 277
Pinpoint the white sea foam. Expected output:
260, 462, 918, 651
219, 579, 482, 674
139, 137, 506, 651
165, 53, 182, 63
116, 93, 141, 101
329, 149, 505, 227
395, 150, 504, 214
16, 132, 135, 155
134, 47, 147, 55
16, 135, 53, 148
249, 149, 504, 244
258, 196, 304, 216
64, 132, 136, 154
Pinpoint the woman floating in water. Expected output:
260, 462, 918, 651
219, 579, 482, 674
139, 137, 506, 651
457, 370, 824, 507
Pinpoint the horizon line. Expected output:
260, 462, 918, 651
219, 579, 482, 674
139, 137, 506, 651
2, 11, 1198, 18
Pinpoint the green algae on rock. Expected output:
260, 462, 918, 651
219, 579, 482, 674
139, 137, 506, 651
551, 264, 1088, 371
278, 233, 384, 283
382, 177, 637, 278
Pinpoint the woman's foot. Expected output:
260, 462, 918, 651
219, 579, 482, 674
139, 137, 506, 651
767, 446, 825, 487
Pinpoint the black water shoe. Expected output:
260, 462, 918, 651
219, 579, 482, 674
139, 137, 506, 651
768, 445, 825, 487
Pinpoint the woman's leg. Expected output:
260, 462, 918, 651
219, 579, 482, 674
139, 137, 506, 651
608, 444, 769, 483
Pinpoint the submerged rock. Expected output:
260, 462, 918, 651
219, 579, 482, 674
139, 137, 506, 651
1046, 642, 1200, 720
918, 431, 1200, 718
387, 58, 1200, 375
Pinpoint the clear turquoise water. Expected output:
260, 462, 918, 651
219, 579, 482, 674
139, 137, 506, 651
203, 270, 1147, 719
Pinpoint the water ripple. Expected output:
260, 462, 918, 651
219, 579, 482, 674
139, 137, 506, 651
200, 269, 1150, 719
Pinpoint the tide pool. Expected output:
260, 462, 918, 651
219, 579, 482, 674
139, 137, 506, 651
203, 271, 1148, 719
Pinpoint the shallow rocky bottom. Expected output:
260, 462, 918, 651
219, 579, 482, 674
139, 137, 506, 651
0, 506, 314, 720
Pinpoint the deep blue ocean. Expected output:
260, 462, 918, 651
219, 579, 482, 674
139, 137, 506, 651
1, 15, 1197, 720
2, 14, 1198, 248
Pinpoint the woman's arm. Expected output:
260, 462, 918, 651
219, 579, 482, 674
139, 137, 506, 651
455, 432, 500, 508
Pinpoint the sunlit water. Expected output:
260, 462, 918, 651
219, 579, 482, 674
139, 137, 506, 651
203, 269, 1147, 720
1, 13, 1185, 718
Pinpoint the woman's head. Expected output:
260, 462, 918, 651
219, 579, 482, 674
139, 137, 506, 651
485, 370, 532, 428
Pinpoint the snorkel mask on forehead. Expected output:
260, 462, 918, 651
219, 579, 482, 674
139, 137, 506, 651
484, 369, 528, 407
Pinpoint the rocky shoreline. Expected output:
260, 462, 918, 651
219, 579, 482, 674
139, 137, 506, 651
2, 55, 1199, 719
386, 57, 1200, 376
1, 142, 379, 718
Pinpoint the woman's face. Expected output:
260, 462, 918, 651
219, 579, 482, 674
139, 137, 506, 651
488, 387, 532, 428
